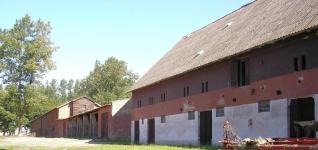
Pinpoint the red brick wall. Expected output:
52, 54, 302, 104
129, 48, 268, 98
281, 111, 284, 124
132, 33, 318, 108
132, 31, 318, 120
30, 117, 42, 137
97, 105, 112, 138
96, 102, 132, 139
30, 109, 58, 137
110, 100, 132, 138
132, 68, 318, 120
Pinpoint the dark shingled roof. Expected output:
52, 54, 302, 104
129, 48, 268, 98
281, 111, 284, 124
131, 0, 318, 91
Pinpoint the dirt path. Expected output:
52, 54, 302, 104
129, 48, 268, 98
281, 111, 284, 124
0, 136, 99, 148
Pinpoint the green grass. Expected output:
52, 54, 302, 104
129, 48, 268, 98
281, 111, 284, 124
0, 137, 221, 150
0, 144, 220, 150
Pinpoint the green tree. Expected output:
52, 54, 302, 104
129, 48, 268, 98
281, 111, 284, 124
24, 84, 57, 127
66, 79, 74, 100
58, 79, 68, 102
0, 106, 16, 136
0, 15, 56, 133
44, 79, 58, 101
81, 57, 138, 104
73, 79, 82, 98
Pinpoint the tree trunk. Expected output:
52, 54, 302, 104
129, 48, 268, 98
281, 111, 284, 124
18, 125, 22, 135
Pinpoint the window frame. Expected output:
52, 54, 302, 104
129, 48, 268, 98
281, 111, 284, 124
258, 100, 270, 113
301, 55, 306, 70
160, 115, 166, 123
148, 97, 154, 105
216, 107, 225, 117
188, 111, 195, 120
205, 81, 208, 92
294, 57, 299, 71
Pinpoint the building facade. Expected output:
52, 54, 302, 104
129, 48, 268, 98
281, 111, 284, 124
130, 0, 318, 145
30, 96, 131, 139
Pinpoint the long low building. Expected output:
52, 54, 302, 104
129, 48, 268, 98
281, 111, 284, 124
30, 96, 131, 139
130, 0, 318, 145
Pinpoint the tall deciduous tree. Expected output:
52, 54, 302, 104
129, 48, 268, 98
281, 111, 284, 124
0, 15, 56, 133
58, 79, 68, 102
81, 57, 138, 104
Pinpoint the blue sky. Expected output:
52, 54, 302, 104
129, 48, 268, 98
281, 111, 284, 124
0, 0, 253, 82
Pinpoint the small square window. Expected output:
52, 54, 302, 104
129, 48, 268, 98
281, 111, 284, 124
216, 107, 224, 117
161, 115, 166, 123
188, 111, 195, 120
258, 100, 270, 112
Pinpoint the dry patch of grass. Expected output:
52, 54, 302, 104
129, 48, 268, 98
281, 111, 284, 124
0, 137, 220, 150
0, 145, 220, 150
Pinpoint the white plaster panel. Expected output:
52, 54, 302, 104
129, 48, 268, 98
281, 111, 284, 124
131, 121, 134, 143
314, 95, 318, 121
58, 104, 70, 119
111, 99, 129, 116
212, 99, 288, 145
139, 119, 148, 144
314, 94, 318, 138
155, 112, 199, 145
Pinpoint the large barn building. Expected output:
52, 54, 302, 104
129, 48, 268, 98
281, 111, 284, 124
130, 0, 318, 145
30, 96, 131, 139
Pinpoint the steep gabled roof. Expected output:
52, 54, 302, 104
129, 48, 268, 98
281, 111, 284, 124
30, 96, 101, 123
57, 96, 101, 108
131, 0, 318, 91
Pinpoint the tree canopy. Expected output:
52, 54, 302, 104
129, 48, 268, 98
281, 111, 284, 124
0, 15, 56, 134
80, 57, 138, 104
0, 15, 138, 135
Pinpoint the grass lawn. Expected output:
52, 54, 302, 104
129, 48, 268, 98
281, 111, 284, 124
0, 144, 220, 150
0, 137, 221, 150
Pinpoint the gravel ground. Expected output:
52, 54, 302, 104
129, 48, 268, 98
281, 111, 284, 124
0, 136, 99, 148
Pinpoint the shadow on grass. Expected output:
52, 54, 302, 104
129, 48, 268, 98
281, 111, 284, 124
87, 137, 131, 145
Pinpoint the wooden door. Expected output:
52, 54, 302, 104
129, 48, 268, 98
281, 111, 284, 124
200, 110, 212, 145
148, 118, 155, 144
101, 112, 108, 138
290, 97, 315, 138
134, 121, 140, 144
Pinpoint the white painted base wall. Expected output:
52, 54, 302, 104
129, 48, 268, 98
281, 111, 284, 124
212, 99, 288, 145
132, 95, 318, 146
155, 112, 199, 145
132, 112, 199, 145
314, 94, 318, 138
139, 119, 148, 144
131, 121, 134, 143
131, 120, 146, 144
